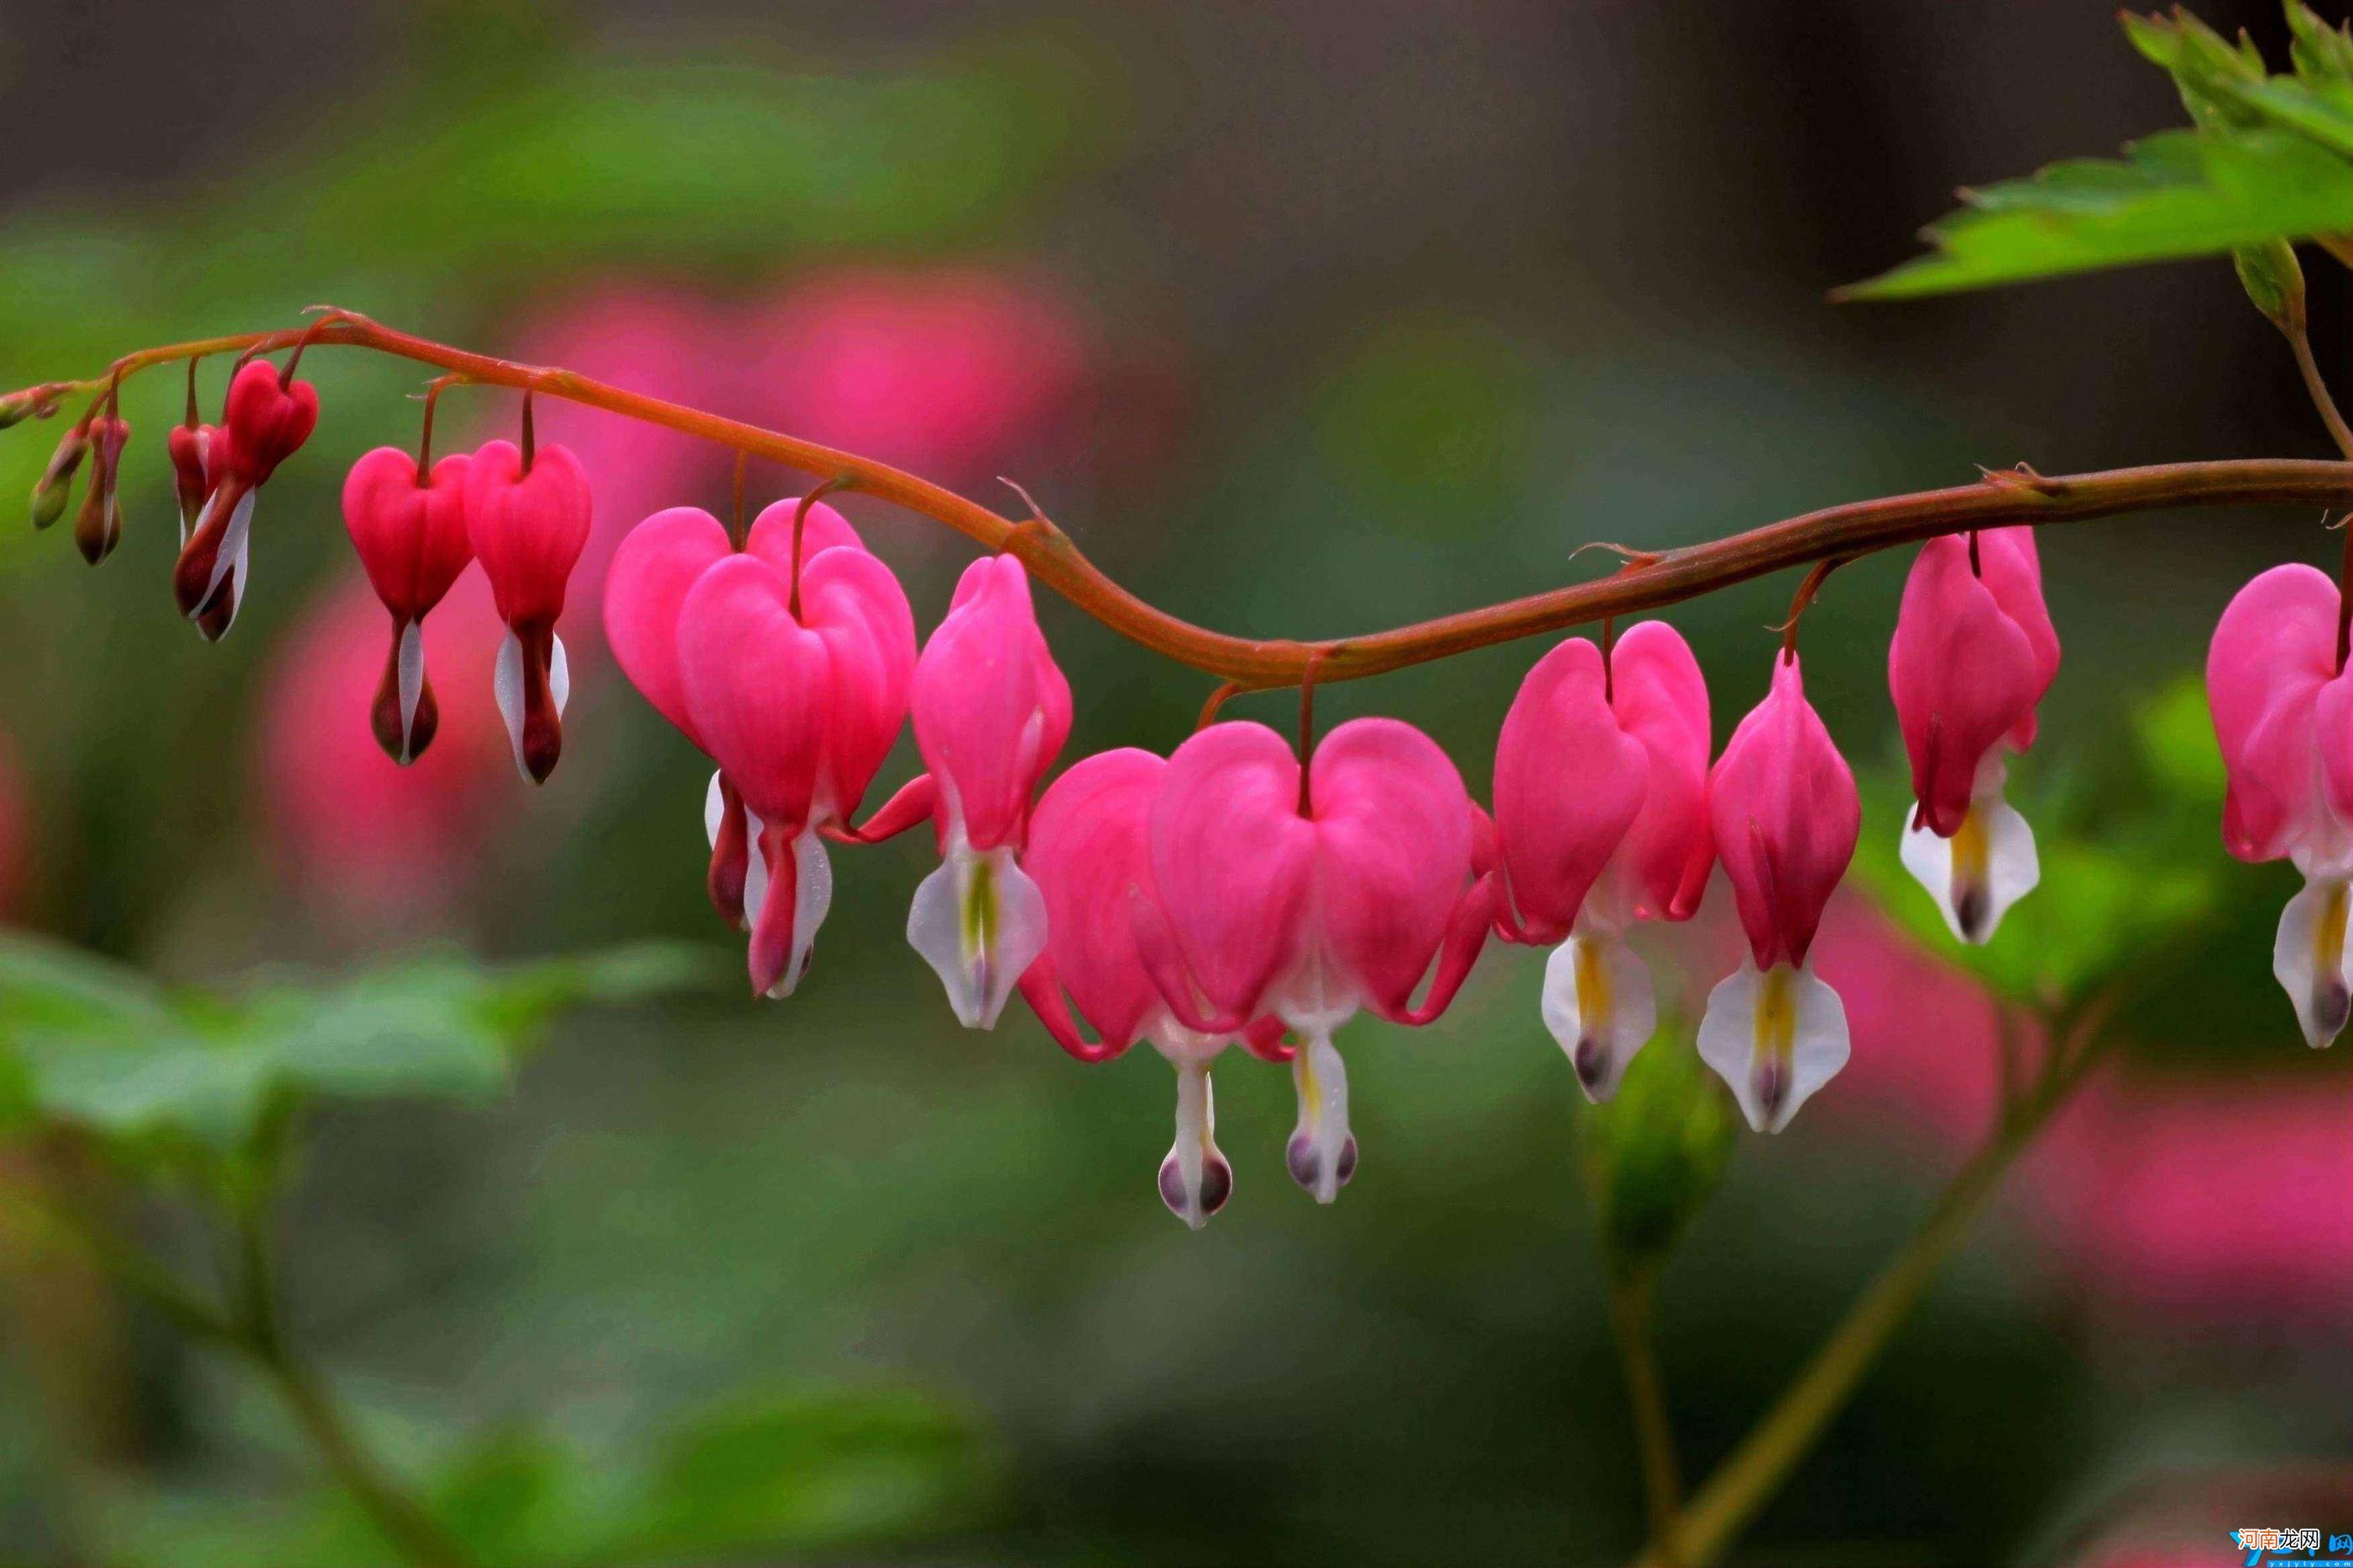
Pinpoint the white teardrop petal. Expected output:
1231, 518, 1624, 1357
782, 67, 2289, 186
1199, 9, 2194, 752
704, 770, 726, 849
549, 632, 571, 718
2272, 875, 2353, 1048
1900, 789, 2040, 945
1540, 932, 1656, 1103
787, 826, 832, 994
493, 630, 528, 781
740, 805, 770, 930
201, 490, 256, 607
1697, 959, 1850, 1133
395, 619, 426, 760
906, 844, 1048, 1030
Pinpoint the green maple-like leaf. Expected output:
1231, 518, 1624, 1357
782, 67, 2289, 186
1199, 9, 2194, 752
1843, 128, 2353, 300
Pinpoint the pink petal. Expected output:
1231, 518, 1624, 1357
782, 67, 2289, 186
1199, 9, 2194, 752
2206, 564, 2340, 864
342, 447, 474, 624
1493, 637, 1648, 941
1608, 620, 1715, 920
911, 556, 1071, 850
1709, 653, 1859, 969
743, 495, 867, 568
1973, 526, 2061, 750
677, 555, 829, 832
602, 505, 732, 749
1888, 533, 2042, 836
1025, 748, 1168, 1053
464, 440, 594, 630
1310, 717, 1476, 1016
797, 545, 917, 821
1151, 722, 1315, 1022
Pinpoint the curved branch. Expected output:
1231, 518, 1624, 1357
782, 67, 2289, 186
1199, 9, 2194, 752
29, 311, 2353, 689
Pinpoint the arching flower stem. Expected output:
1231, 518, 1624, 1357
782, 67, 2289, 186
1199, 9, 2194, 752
21, 310, 2353, 690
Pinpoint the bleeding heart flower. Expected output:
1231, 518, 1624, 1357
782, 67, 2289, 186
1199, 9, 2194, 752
1141, 718, 1493, 1202
1019, 748, 1290, 1228
672, 503, 915, 997
342, 447, 474, 765
2206, 562, 2353, 1048
1697, 651, 1859, 1132
1888, 527, 2061, 944
905, 555, 1071, 1029
465, 437, 592, 784
605, 499, 893, 932
174, 358, 319, 641
1493, 622, 1713, 1100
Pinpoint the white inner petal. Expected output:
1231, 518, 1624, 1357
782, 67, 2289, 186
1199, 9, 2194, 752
549, 632, 571, 717
201, 489, 256, 607
395, 619, 426, 761
1697, 959, 1851, 1134
704, 770, 726, 849
1286, 1031, 1354, 1205
2272, 875, 2353, 1048
1899, 786, 2040, 946
770, 826, 833, 998
493, 630, 527, 780
740, 804, 770, 931
905, 844, 1048, 1030
1540, 930, 1656, 1104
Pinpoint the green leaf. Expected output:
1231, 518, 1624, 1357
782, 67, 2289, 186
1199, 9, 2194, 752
620, 1387, 1002, 1558
0, 938, 724, 1171
1843, 128, 2353, 299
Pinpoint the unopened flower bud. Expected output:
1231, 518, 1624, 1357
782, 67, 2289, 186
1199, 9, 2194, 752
0, 388, 45, 431
2234, 239, 2307, 337
72, 414, 128, 565
166, 422, 220, 541
30, 423, 87, 531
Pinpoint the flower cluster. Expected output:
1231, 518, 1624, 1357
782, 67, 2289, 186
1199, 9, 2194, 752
599, 499, 2080, 1225
50, 339, 2353, 1230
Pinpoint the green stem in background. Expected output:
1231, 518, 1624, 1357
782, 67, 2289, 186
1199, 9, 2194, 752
3, 1186, 477, 1568
230, 1207, 482, 1568
1602, 1263, 1683, 1566
1625, 1001, 2117, 1568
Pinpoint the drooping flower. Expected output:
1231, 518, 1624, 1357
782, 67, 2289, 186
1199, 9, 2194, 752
1887, 527, 2061, 943
1492, 623, 1712, 1100
167, 419, 219, 542
72, 410, 129, 565
342, 447, 474, 764
465, 437, 592, 784
175, 358, 319, 640
1697, 651, 1859, 1132
1139, 718, 1493, 1201
672, 502, 915, 997
2205, 562, 2353, 1048
605, 499, 900, 931
1019, 748, 1290, 1228
905, 556, 1071, 1029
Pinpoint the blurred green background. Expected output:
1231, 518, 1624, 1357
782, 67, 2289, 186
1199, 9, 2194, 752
0, 2, 2348, 1564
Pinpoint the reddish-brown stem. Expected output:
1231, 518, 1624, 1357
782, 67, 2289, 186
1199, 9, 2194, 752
731, 451, 748, 551
183, 356, 201, 428
1601, 614, 1617, 702
1197, 681, 1240, 731
519, 388, 536, 476
24, 311, 2353, 689
789, 473, 857, 619
1295, 651, 1326, 815
416, 375, 463, 476
1775, 557, 1848, 661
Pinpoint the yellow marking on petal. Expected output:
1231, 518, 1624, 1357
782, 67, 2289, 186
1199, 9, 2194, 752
1574, 938, 1613, 1034
1952, 803, 1990, 894
1754, 964, 1796, 1069
2316, 881, 2349, 975
961, 854, 997, 961
1298, 1042, 1322, 1122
